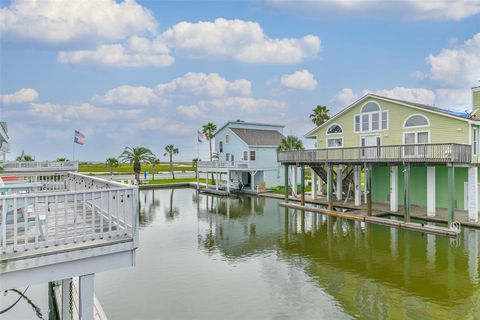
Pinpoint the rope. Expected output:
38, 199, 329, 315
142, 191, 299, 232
0, 286, 45, 319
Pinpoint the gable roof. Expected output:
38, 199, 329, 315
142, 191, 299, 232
215, 121, 285, 136
230, 128, 284, 146
305, 93, 476, 138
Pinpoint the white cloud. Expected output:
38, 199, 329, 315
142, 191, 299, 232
200, 96, 287, 114
0, 88, 39, 104
161, 18, 320, 64
280, 69, 317, 90
30, 102, 140, 122
418, 33, 480, 87
364, 87, 436, 105
156, 72, 252, 97
435, 88, 472, 110
0, 0, 157, 44
176, 105, 203, 119
136, 117, 194, 135
265, 0, 480, 21
330, 88, 358, 107
92, 85, 167, 106
58, 36, 174, 68
94, 72, 252, 106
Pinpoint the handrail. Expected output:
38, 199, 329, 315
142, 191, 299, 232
278, 143, 472, 164
3, 161, 79, 171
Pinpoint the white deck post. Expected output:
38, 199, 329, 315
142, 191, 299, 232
468, 166, 478, 221
215, 172, 219, 191
79, 274, 94, 320
318, 177, 323, 195
336, 165, 343, 200
354, 165, 361, 206
427, 166, 436, 217
205, 172, 209, 189
311, 171, 317, 200
196, 169, 200, 189
292, 166, 297, 195
390, 166, 398, 212
226, 170, 230, 193
62, 278, 72, 320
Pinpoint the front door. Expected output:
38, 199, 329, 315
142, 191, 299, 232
361, 135, 381, 159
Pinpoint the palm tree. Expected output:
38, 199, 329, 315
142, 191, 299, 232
192, 158, 199, 179
278, 135, 304, 196
16, 151, 34, 161
148, 157, 161, 181
164, 145, 179, 180
202, 123, 217, 161
105, 157, 119, 175
309, 105, 330, 126
118, 147, 155, 184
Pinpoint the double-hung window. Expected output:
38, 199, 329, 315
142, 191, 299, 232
326, 124, 343, 148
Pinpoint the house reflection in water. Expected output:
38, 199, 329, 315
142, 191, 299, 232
195, 193, 480, 318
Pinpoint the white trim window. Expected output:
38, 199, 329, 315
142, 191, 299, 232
403, 114, 430, 129
403, 131, 430, 157
327, 137, 343, 148
354, 101, 388, 133
326, 124, 343, 148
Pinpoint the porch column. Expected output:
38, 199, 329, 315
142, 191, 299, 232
79, 274, 94, 320
336, 165, 343, 200
327, 164, 333, 210
62, 278, 72, 320
354, 165, 361, 206
427, 166, 436, 217
300, 165, 305, 206
318, 176, 323, 195
250, 171, 255, 192
390, 166, 398, 212
292, 165, 297, 195
226, 170, 231, 193
366, 164, 372, 216
284, 164, 289, 202
404, 164, 411, 222
311, 170, 317, 200
468, 166, 478, 222
448, 166, 455, 226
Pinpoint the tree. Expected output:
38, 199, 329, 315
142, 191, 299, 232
309, 105, 330, 126
278, 135, 304, 196
148, 157, 161, 181
105, 157, 119, 175
192, 158, 199, 179
118, 147, 155, 184
202, 123, 217, 161
164, 145, 179, 180
56, 157, 68, 162
16, 154, 33, 161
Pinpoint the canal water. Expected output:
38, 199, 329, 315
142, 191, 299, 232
3, 187, 480, 319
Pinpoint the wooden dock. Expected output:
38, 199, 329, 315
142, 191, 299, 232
280, 202, 460, 238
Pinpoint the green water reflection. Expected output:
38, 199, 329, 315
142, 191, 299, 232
94, 188, 480, 319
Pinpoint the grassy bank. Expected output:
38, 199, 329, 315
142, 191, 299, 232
271, 184, 312, 195
79, 163, 195, 173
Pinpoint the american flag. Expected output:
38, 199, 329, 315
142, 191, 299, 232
75, 130, 85, 138
74, 137, 84, 145
74, 130, 85, 145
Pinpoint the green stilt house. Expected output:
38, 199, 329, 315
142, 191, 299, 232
278, 86, 480, 226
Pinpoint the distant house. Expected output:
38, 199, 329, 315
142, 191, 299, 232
278, 86, 480, 224
198, 121, 286, 192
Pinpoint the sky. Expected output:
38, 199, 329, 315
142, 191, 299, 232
0, 0, 479, 162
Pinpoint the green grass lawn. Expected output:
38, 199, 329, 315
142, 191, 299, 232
271, 184, 312, 195
79, 163, 195, 173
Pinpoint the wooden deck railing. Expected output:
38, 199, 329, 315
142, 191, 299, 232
0, 172, 138, 255
198, 160, 250, 169
3, 160, 79, 172
278, 143, 472, 164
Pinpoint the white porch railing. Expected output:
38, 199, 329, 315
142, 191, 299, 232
197, 161, 250, 169
3, 160, 79, 172
0, 172, 138, 255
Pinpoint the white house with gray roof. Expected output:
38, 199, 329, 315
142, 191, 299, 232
197, 121, 286, 192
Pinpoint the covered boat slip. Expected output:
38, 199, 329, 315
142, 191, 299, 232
0, 171, 138, 319
277, 143, 478, 237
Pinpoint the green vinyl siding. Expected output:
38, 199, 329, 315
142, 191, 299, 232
315, 97, 470, 148
371, 165, 468, 209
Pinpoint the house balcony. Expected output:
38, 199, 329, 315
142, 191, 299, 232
197, 160, 251, 172
0, 171, 138, 291
3, 160, 79, 173
278, 143, 472, 165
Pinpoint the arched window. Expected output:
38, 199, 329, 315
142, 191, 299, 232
404, 114, 429, 128
361, 102, 380, 113
327, 124, 343, 134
